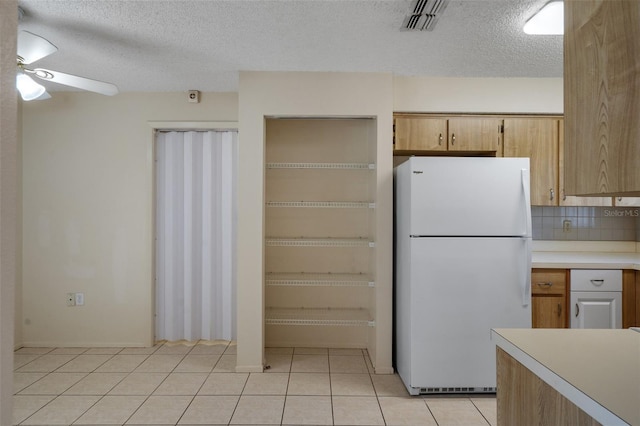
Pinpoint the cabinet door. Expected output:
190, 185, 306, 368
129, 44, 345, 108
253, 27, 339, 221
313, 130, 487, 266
503, 118, 559, 206
558, 120, 613, 207
531, 269, 567, 328
570, 291, 622, 329
394, 117, 447, 151
532, 295, 566, 328
448, 117, 501, 152
565, 0, 640, 195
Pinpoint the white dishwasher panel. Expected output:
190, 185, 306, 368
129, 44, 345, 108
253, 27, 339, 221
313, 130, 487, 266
570, 291, 622, 329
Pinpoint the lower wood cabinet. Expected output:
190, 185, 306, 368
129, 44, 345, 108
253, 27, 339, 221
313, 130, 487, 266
532, 268, 639, 329
531, 269, 568, 328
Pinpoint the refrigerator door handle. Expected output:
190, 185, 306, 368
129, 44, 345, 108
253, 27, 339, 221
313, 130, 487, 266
522, 237, 532, 306
521, 169, 532, 237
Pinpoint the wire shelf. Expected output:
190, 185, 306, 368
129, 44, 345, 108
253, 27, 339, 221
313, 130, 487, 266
266, 162, 375, 170
265, 307, 373, 327
266, 201, 375, 209
265, 238, 375, 248
266, 272, 374, 287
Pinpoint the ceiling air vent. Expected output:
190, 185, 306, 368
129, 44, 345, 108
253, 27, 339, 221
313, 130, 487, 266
404, 0, 449, 31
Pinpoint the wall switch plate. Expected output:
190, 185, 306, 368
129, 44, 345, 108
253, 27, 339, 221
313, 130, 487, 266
75, 292, 84, 306
67, 293, 75, 306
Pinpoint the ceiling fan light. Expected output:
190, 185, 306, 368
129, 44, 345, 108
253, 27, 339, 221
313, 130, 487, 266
524, 1, 563, 35
16, 72, 46, 101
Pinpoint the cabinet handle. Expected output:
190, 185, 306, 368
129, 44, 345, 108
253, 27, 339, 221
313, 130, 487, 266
575, 303, 579, 317
438, 133, 443, 145
549, 189, 555, 201
618, 197, 622, 202
562, 189, 566, 201
451, 134, 456, 145
558, 303, 562, 317
590, 279, 605, 286
536, 282, 553, 288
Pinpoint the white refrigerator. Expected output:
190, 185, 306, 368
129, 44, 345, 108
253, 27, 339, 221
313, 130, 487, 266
394, 157, 532, 395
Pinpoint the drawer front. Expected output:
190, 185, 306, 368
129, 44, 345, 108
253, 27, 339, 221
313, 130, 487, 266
570, 269, 622, 292
531, 269, 566, 295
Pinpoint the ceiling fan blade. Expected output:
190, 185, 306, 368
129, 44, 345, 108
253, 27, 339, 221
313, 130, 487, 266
17, 31, 57, 64
32, 68, 119, 96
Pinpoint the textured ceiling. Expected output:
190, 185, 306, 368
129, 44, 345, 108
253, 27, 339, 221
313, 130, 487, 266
16, 0, 563, 93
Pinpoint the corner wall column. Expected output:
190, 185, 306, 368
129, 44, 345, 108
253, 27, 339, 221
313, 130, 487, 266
0, 1, 19, 423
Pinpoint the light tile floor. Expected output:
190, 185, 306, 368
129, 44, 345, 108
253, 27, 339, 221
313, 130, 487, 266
13, 342, 497, 425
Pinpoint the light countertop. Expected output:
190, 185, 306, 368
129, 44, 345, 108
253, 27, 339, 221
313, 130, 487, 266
492, 328, 640, 425
532, 251, 640, 269
532, 241, 640, 270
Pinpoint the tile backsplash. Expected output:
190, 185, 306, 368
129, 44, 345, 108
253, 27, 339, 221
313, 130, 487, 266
531, 206, 640, 241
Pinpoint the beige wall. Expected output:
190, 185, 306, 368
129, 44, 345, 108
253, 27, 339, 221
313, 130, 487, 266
394, 76, 563, 113
21, 92, 238, 347
1, 0, 18, 422
237, 71, 394, 373
18, 76, 562, 354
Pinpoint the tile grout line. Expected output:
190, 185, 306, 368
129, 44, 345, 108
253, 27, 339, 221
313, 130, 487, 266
470, 398, 494, 426
122, 341, 207, 426
279, 364, 292, 426
371, 368, 388, 426
327, 348, 335, 426
14, 348, 92, 425
63, 351, 134, 426
173, 342, 227, 426
91, 344, 165, 426
16, 348, 98, 426
227, 353, 250, 426
423, 398, 440, 426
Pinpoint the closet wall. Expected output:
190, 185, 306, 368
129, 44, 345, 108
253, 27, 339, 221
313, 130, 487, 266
237, 71, 393, 374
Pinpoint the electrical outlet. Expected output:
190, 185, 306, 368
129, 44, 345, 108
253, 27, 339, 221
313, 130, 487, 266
75, 292, 84, 306
67, 293, 75, 306
563, 219, 572, 232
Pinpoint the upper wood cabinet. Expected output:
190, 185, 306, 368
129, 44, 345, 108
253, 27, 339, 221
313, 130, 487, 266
394, 117, 447, 151
503, 118, 559, 206
503, 117, 612, 207
447, 117, 501, 152
393, 115, 501, 154
558, 120, 612, 207
564, 1, 640, 196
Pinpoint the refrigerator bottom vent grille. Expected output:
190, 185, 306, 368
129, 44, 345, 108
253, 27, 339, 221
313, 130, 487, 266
420, 387, 496, 394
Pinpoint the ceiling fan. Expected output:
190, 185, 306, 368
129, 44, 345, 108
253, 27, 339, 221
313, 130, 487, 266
16, 30, 119, 101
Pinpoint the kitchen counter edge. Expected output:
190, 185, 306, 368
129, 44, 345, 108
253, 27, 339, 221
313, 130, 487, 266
532, 251, 640, 270
491, 328, 638, 425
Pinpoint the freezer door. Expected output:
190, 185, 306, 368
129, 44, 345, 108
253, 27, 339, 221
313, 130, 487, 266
405, 237, 531, 391
406, 157, 531, 237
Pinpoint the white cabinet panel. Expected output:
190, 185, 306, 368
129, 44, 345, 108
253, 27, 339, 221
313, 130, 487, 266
570, 270, 622, 292
570, 291, 622, 329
